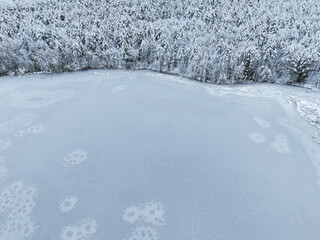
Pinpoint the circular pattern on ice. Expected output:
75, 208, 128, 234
253, 116, 271, 128
62, 149, 88, 167
59, 196, 79, 213
10, 89, 76, 109
60, 218, 99, 240
0, 112, 36, 135
270, 135, 292, 154
0, 139, 12, 152
14, 124, 45, 138
122, 202, 166, 226
249, 132, 267, 144
0, 181, 39, 240
111, 85, 127, 93
125, 225, 159, 240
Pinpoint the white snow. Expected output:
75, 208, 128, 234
0, 70, 320, 239
295, 99, 320, 130
0, 0, 46, 6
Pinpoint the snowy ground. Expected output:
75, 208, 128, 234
0, 70, 320, 240
0, 0, 31, 6
0, 0, 44, 5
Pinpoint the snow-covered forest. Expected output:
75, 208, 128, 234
0, 0, 320, 87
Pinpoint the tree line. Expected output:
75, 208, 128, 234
0, 0, 319, 88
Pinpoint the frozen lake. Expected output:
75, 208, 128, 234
0, 70, 320, 240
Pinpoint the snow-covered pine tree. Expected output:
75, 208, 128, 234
0, 0, 319, 88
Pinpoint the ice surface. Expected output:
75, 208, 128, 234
0, 70, 320, 239
9, 89, 76, 109
0, 165, 9, 183
0, 139, 12, 152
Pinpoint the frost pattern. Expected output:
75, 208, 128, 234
123, 202, 166, 226
59, 196, 79, 213
14, 124, 45, 138
122, 202, 167, 240
62, 149, 88, 167
60, 218, 99, 240
0, 181, 39, 240
0, 112, 36, 135
125, 225, 159, 240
